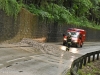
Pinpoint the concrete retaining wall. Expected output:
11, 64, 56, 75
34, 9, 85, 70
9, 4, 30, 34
0, 8, 100, 42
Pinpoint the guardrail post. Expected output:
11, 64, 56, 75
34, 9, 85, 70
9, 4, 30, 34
79, 59, 83, 69
97, 53, 99, 60
76, 63, 79, 72
92, 54, 95, 61
88, 56, 90, 63
83, 57, 87, 66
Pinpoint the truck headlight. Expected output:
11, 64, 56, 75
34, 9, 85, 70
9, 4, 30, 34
74, 40, 78, 42
64, 38, 67, 40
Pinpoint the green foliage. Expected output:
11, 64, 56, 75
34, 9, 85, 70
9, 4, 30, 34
25, 4, 53, 20
45, 3, 72, 23
24, 1, 100, 29
72, 0, 92, 16
89, 0, 100, 20
25, 3, 73, 23
1, 0, 100, 30
0, 0, 22, 17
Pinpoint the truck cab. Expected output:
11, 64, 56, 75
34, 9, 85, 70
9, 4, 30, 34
63, 28, 86, 48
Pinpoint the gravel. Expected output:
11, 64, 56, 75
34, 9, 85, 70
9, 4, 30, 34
1, 38, 81, 58
15, 38, 64, 56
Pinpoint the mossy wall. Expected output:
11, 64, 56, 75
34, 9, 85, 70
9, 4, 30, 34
0, 9, 19, 42
0, 8, 38, 43
0, 8, 100, 43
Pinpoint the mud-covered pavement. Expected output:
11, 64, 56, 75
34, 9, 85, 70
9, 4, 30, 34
0, 38, 100, 75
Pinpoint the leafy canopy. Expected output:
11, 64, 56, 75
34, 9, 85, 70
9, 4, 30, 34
0, 0, 21, 17
26, 3, 73, 23
1, 0, 100, 29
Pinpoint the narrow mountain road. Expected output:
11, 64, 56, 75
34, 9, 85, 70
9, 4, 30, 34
0, 39, 100, 75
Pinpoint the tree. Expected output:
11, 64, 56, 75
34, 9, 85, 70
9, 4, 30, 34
88, 0, 100, 24
0, 0, 21, 17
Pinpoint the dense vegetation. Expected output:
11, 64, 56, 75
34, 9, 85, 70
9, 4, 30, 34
0, 0, 22, 17
1, 0, 100, 29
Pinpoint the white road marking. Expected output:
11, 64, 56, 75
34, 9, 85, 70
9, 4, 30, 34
6, 57, 26, 63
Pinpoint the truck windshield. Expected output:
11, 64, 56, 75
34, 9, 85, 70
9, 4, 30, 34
67, 32, 79, 38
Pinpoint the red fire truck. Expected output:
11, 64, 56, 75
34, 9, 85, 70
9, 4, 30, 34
63, 28, 86, 48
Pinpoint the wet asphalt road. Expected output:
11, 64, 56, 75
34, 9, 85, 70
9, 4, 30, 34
0, 42, 100, 75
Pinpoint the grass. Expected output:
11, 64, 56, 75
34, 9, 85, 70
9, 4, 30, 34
66, 60, 100, 75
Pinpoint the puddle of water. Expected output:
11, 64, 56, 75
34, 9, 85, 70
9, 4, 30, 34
60, 46, 66, 51
60, 46, 79, 54
69, 48, 79, 53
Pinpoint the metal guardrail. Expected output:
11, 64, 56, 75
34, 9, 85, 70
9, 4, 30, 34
70, 50, 100, 75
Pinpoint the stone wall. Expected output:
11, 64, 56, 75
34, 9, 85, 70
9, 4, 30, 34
0, 8, 38, 43
0, 9, 19, 42
37, 22, 100, 42
0, 8, 100, 43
